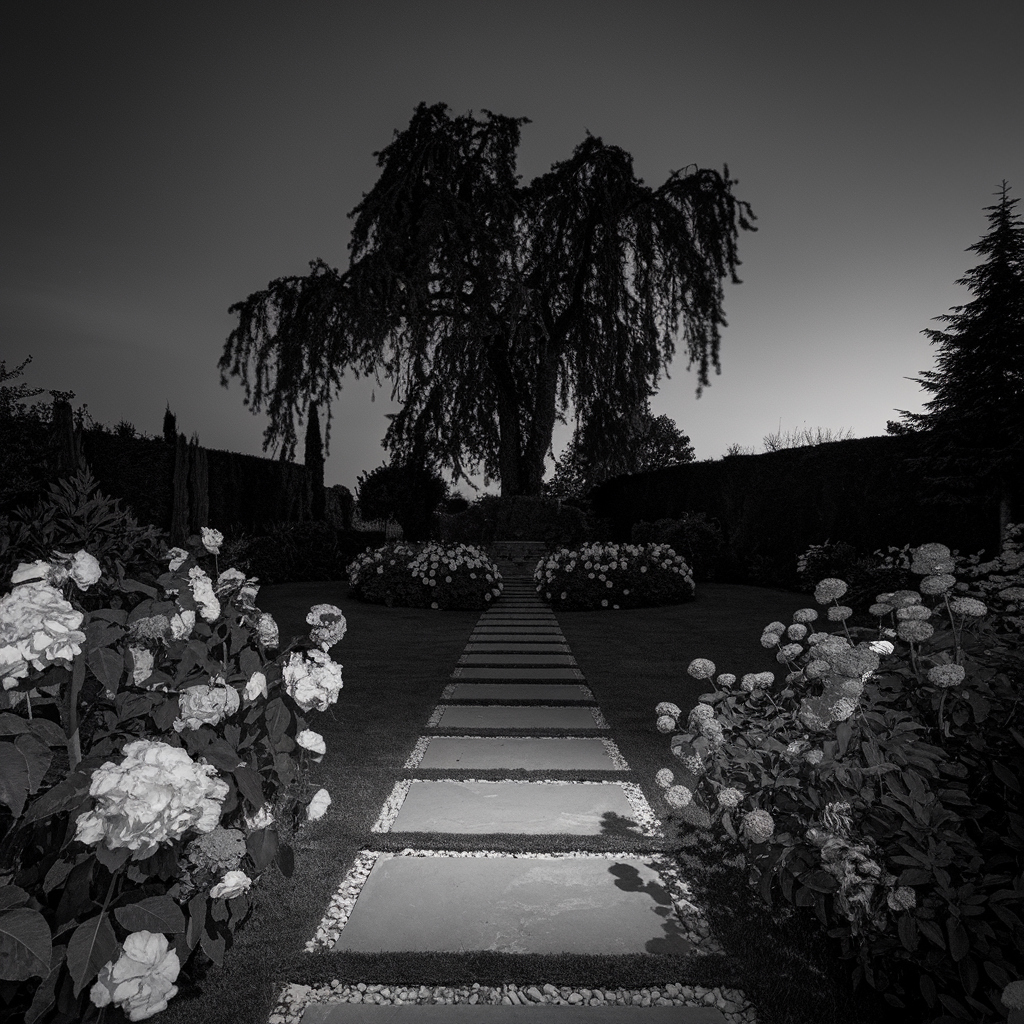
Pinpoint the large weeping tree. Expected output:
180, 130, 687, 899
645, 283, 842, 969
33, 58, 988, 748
219, 102, 756, 496
888, 181, 1024, 545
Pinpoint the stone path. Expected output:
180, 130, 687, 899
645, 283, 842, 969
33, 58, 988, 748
271, 567, 757, 1023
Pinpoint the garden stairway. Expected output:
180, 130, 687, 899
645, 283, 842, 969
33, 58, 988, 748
272, 568, 755, 1023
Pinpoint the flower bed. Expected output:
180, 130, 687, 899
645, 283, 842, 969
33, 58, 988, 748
533, 542, 695, 610
0, 527, 345, 1023
653, 531, 1024, 1024
346, 542, 503, 610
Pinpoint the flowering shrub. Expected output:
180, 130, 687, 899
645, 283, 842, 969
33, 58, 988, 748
347, 541, 503, 609
533, 542, 695, 610
0, 530, 346, 1023
654, 535, 1024, 1023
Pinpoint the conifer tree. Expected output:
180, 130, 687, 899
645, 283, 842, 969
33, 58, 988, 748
888, 181, 1024, 544
162, 404, 177, 445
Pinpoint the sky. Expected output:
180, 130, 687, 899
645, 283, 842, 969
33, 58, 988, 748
3, 2, 1023, 498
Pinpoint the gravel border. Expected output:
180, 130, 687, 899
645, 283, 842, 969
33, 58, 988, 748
270, 981, 758, 1024
369, 779, 663, 836
402, 735, 630, 770
304, 849, 720, 955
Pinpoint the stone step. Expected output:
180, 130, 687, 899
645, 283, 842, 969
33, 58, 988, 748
464, 644, 570, 653
328, 854, 695, 955
469, 634, 566, 643
442, 684, 592, 701
381, 780, 643, 834
451, 668, 583, 681
459, 655, 576, 666
430, 706, 604, 730
303, 1006, 726, 1023
411, 736, 625, 770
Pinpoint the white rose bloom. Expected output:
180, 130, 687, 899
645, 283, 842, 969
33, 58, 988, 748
69, 550, 102, 590
90, 931, 180, 1022
209, 869, 252, 900
296, 729, 326, 760
167, 547, 190, 571
11, 560, 50, 586
257, 613, 279, 648
169, 610, 195, 641
187, 567, 221, 623
173, 678, 240, 732
201, 527, 224, 554
74, 739, 229, 857
306, 788, 331, 820
244, 671, 268, 701
244, 804, 275, 831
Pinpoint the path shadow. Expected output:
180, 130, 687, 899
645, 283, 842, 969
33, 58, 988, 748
607, 860, 692, 954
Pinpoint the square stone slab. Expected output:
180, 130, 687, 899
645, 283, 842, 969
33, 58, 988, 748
452, 668, 582, 681
330, 854, 694, 954
417, 736, 621, 770
433, 706, 602, 729
388, 780, 638, 834
303, 1006, 726, 1023
444, 683, 590, 700
472, 625, 563, 634
459, 654, 576, 666
469, 634, 565, 643
464, 644, 569, 653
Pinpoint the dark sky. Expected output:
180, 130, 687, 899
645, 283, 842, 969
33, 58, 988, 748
3, 2, 1022, 494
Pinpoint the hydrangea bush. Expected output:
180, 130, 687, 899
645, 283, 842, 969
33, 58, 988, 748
0, 528, 345, 1023
533, 542, 696, 610
654, 535, 1024, 1023
346, 541, 503, 609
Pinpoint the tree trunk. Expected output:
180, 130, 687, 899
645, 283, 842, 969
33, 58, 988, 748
51, 400, 81, 478
520, 337, 561, 496
171, 434, 190, 545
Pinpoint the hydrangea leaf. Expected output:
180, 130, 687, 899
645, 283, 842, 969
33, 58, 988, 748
114, 896, 186, 935
66, 912, 117, 995
0, 907, 52, 982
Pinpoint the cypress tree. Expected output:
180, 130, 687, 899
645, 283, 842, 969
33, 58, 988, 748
304, 403, 326, 521
163, 404, 177, 445
171, 433, 190, 544
187, 432, 209, 533
889, 181, 1024, 546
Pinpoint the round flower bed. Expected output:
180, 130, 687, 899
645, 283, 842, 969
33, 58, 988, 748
346, 542, 503, 609
534, 542, 695, 610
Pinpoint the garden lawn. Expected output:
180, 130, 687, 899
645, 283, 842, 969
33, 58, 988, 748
156, 579, 899, 1024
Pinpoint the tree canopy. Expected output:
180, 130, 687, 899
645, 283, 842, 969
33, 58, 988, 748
220, 101, 756, 495
544, 402, 696, 499
887, 181, 1024, 543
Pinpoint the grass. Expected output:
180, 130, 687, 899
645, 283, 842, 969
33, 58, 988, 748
157, 577, 905, 1024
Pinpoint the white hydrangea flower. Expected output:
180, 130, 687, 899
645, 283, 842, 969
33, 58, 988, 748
256, 612, 279, 648
664, 785, 693, 809
244, 671, 267, 701
296, 729, 326, 760
167, 547, 190, 571
282, 649, 343, 712
742, 809, 775, 843
717, 787, 744, 808
306, 604, 347, 650
169, 610, 195, 641
654, 768, 674, 789
688, 703, 715, 726
927, 663, 966, 688
74, 740, 229, 856
187, 567, 220, 623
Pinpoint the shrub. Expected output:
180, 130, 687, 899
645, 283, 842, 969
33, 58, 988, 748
0, 467, 171, 613
0, 531, 345, 1023
219, 523, 381, 584
355, 463, 447, 542
631, 512, 726, 582
534, 542, 696, 610
437, 494, 593, 548
346, 542, 503, 610
652, 535, 1024, 1023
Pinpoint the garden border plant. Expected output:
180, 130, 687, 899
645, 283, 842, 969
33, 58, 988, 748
0, 525, 350, 1023
346, 542, 503, 610
532, 542, 696, 610
651, 531, 1024, 1024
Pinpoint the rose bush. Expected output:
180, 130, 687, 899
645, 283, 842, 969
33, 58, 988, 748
533, 542, 696, 610
347, 541, 503, 609
654, 534, 1024, 1023
0, 529, 346, 1023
